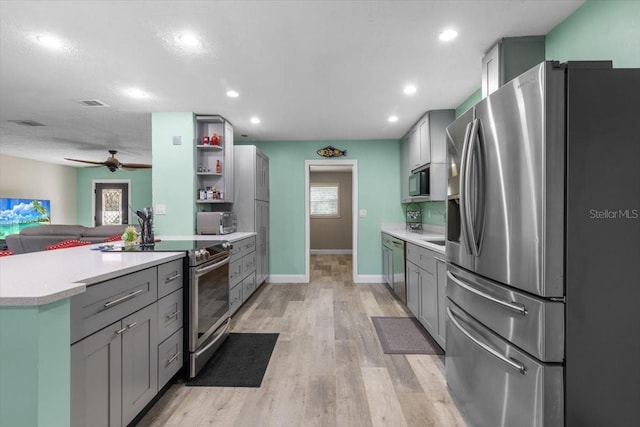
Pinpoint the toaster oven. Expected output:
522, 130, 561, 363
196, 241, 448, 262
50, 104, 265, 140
197, 212, 237, 235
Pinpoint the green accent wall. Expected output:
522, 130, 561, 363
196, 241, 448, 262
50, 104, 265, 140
546, 0, 640, 67
0, 299, 70, 427
455, 88, 482, 118
76, 168, 152, 227
151, 112, 196, 235
239, 140, 404, 276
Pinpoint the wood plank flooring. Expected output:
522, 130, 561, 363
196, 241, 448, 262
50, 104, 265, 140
138, 254, 466, 427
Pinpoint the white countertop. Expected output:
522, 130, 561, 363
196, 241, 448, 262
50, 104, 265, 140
0, 232, 256, 307
381, 224, 446, 254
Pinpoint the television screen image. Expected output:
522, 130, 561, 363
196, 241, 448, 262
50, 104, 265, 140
0, 198, 51, 239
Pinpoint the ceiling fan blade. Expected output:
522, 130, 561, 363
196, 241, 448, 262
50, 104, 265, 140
120, 163, 152, 169
64, 158, 107, 166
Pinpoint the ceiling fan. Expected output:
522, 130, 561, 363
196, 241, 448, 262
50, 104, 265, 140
64, 150, 152, 172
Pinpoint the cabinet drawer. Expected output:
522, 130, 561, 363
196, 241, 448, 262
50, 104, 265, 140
242, 251, 256, 275
242, 273, 256, 302
71, 267, 157, 344
158, 329, 183, 390
230, 242, 243, 261
406, 243, 436, 272
241, 237, 256, 254
158, 259, 184, 299
229, 258, 242, 287
229, 283, 242, 315
157, 289, 183, 343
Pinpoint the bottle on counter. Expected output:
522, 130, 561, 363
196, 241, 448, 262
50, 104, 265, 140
216, 160, 222, 173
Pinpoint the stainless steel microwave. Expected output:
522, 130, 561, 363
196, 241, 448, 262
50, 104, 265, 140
197, 211, 237, 235
409, 169, 430, 196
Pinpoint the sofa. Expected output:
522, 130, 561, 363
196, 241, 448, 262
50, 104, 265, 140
5, 224, 137, 254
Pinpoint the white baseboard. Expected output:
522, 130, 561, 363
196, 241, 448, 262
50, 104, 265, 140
354, 274, 386, 284
310, 249, 353, 255
267, 275, 308, 284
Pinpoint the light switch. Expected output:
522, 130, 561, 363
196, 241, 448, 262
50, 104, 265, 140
172, 136, 182, 145
154, 204, 166, 215
359, 209, 368, 218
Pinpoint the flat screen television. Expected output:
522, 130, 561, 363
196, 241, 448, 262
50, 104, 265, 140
0, 198, 51, 239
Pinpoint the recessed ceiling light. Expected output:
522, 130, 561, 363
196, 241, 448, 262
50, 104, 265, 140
226, 90, 239, 98
250, 117, 260, 124
177, 33, 200, 47
388, 115, 399, 123
403, 85, 417, 95
439, 29, 458, 42
33, 34, 65, 50
123, 88, 150, 99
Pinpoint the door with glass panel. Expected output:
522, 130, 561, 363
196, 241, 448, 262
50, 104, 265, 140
94, 182, 129, 226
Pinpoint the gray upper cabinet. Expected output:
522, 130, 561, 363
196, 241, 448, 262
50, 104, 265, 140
482, 36, 545, 98
400, 110, 454, 202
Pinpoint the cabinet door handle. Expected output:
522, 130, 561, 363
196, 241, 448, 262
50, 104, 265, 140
165, 273, 181, 283
115, 327, 127, 335
104, 289, 144, 308
167, 351, 181, 364
165, 310, 180, 320
127, 322, 138, 330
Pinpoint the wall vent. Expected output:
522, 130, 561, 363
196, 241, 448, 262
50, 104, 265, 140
7, 120, 45, 126
76, 99, 109, 107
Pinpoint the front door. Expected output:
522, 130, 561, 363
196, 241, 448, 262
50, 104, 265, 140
94, 182, 129, 226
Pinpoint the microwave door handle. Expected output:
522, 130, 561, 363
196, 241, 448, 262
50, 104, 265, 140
465, 119, 481, 257
459, 121, 474, 255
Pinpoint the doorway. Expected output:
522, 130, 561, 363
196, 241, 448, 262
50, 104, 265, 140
304, 159, 358, 283
92, 180, 131, 226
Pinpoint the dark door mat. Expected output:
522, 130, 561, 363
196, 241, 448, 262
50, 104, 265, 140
186, 333, 279, 387
371, 317, 444, 355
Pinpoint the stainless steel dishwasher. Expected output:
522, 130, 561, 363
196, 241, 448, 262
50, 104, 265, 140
391, 237, 406, 304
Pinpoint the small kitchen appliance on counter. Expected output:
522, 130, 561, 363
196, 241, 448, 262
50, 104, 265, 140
197, 211, 237, 235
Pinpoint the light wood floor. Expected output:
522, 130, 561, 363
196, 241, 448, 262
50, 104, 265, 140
138, 254, 466, 427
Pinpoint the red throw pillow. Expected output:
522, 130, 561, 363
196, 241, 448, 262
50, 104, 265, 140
45, 240, 92, 250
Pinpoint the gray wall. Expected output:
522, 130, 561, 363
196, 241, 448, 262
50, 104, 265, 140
310, 171, 352, 251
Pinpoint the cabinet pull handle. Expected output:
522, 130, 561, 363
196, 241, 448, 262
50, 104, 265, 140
104, 289, 144, 308
166, 273, 181, 283
115, 327, 127, 335
127, 322, 138, 330
165, 310, 180, 320
167, 351, 181, 364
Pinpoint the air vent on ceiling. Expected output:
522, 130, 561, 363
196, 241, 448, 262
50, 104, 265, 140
76, 99, 109, 107
7, 120, 45, 127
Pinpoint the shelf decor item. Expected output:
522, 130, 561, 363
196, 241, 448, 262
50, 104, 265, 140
316, 145, 347, 158
405, 203, 423, 232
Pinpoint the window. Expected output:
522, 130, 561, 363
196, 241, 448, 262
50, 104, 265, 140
310, 183, 339, 217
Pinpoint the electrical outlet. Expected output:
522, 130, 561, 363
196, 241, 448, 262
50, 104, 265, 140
154, 204, 166, 215
359, 209, 368, 218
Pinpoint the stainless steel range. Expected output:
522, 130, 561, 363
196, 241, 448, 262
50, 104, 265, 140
185, 241, 231, 378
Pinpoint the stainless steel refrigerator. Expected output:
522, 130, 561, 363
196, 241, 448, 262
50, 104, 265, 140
444, 61, 640, 427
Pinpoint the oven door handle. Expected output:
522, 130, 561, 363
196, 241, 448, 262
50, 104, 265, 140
194, 256, 230, 277
194, 318, 230, 357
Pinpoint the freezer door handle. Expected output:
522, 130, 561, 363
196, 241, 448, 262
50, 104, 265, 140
447, 306, 526, 374
447, 271, 527, 315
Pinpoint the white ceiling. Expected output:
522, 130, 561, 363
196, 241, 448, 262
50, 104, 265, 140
0, 0, 584, 167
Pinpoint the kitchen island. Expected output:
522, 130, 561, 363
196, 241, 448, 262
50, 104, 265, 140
0, 232, 254, 427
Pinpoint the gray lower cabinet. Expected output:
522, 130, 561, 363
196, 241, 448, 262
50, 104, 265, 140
71, 258, 184, 427
71, 303, 158, 427
405, 242, 446, 349
229, 236, 257, 315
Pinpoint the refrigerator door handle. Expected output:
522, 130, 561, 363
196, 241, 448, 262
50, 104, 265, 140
465, 119, 481, 256
447, 306, 527, 375
459, 121, 474, 254
447, 271, 528, 315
